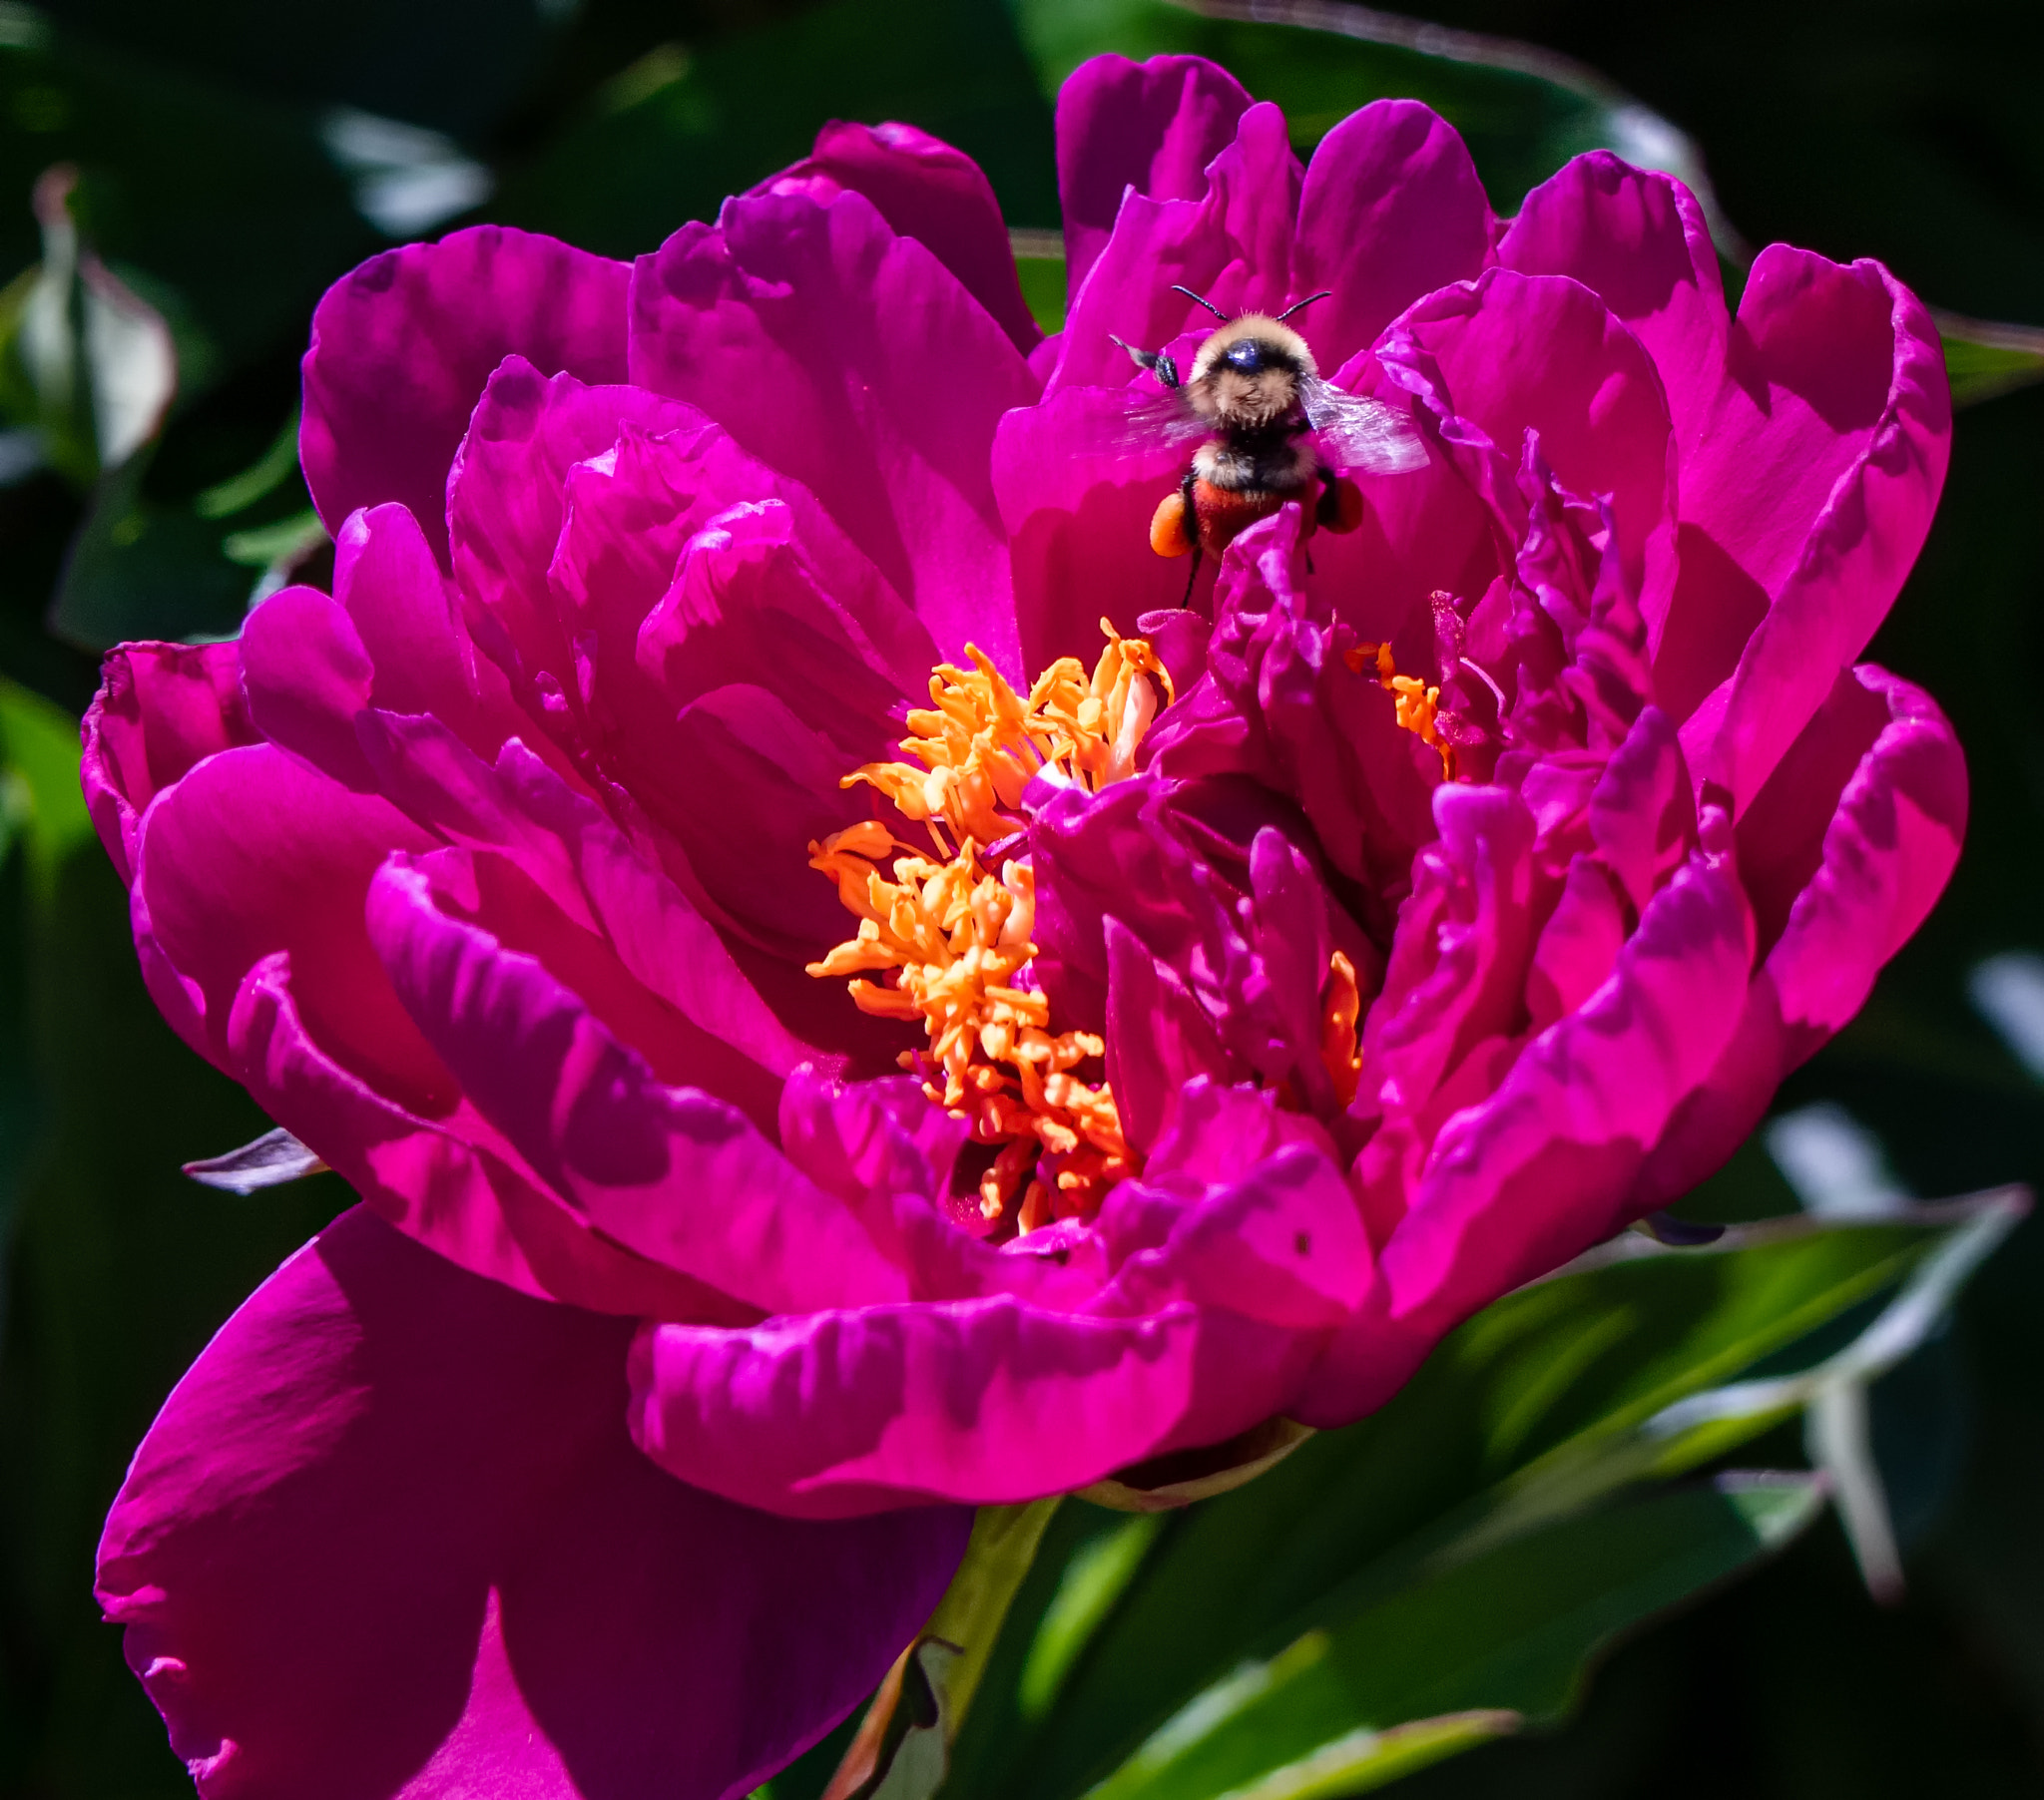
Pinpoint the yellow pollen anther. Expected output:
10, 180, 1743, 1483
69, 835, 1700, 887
1344, 639, 1453, 778
808, 623, 1172, 1230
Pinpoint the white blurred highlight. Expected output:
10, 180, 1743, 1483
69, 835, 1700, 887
321, 109, 493, 237
1968, 950, 2044, 1081
1765, 1102, 1912, 1219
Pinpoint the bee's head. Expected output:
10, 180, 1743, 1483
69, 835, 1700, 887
1187, 315, 1318, 428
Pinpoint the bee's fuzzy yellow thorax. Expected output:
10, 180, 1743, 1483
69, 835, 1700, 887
806, 624, 1172, 1231
1187, 315, 1318, 429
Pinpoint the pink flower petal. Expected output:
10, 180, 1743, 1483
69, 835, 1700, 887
1052, 101, 1302, 395
1055, 53, 1254, 300
1635, 667, 1964, 1206
303, 228, 630, 563
629, 1288, 1311, 1517
366, 855, 908, 1315
1379, 267, 1676, 612
240, 585, 378, 791
1672, 250, 1950, 809
1498, 152, 1726, 456
83, 641, 256, 884
446, 357, 709, 742
231, 955, 727, 1320
1301, 816, 1755, 1422
334, 501, 528, 759
1293, 100, 1494, 372
136, 743, 447, 1108
629, 190, 1034, 674
759, 119, 1040, 352
97, 1204, 968, 1800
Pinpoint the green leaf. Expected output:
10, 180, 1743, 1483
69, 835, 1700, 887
944, 1196, 2015, 1800
1935, 310, 2044, 409
1079, 1475, 1820, 1800
492, 0, 1059, 255
0, 673, 91, 893
1007, 0, 1738, 238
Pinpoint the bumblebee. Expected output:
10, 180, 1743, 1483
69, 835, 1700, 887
1111, 287, 1426, 597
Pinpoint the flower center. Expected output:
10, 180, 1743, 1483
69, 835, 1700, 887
807, 624, 1173, 1232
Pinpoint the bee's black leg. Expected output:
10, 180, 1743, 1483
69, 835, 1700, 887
1179, 469, 1201, 607
1182, 544, 1202, 607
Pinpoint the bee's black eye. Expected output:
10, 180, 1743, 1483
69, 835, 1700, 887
1224, 340, 1268, 375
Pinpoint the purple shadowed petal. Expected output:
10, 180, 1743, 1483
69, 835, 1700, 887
1055, 53, 1254, 300
1378, 268, 1676, 615
240, 586, 378, 791
1053, 101, 1302, 396
136, 743, 448, 1108
446, 358, 711, 741
759, 119, 1041, 353
302, 228, 631, 563
366, 855, 908, 1315
1498, 153, 1726, 453
84, 641, 256, 883
1633, 667, 1965, 1206
629, 189, 1034, 674
1672, 250, 1949, 810
357, 719, 822, 1082
993, 382, 1199, 672
1104, 917, 1230, 1155
629, 1290, 1311, 1517
1293, 100, 1493, 373
1301, 816, 1755, 1423
97, 1205, 968, 1800
229, 956, 732, 1321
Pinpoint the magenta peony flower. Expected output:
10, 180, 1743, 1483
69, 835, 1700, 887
87, 52, 1961, 1798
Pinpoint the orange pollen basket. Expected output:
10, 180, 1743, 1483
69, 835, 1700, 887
806, 622, 1174, 1233
1343, 639, 1454, 778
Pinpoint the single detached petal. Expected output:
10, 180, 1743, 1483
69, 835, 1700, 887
302, 227, 631, 562
1054, 53, 1254, 300
97, 1205, 969, 1800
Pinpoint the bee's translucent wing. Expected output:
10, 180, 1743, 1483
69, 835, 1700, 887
1300, 377, 1429, 475
1085, 384, 1211, 459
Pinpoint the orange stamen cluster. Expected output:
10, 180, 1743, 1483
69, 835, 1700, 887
1344, 640, 1453, 777
807, 624, 1172, 1231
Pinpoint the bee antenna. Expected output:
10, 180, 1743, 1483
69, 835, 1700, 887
1170, 284, 1232, 322
1276, 290, 1333, 322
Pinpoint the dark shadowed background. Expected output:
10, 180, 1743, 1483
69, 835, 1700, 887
1, 1, 2041, 1794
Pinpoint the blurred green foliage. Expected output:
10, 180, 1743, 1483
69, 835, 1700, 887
0, 0, 2038, 1795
